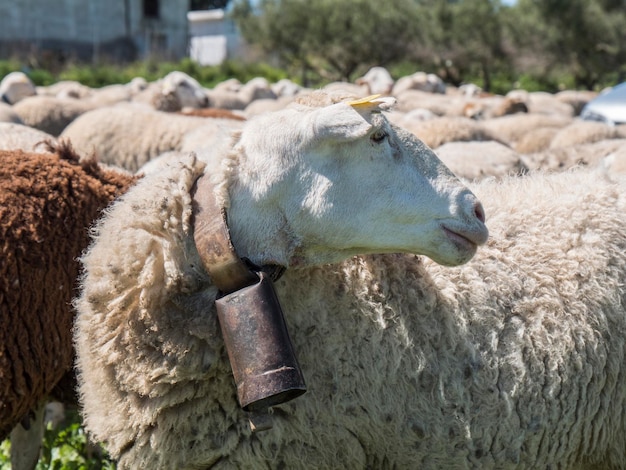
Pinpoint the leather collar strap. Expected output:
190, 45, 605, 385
192, 172, 285, 294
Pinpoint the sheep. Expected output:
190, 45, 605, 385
206, 77, 277, 110
602, 146, 626, 174
392, 71, 446, 95
397, 115, 504, 149
73, 92, 490, 469
513, 127, 561, 154
178, 107, 246, 121
393, 89, 464, 115
548, 119, 626, 149
0, 102, 23, 124
506, 90, 575, 117
244, 95, 295, 117
74, 91, 626, 469
135, 150, 189, 175
321, 80, 369, 98
270, 78, 304, 98
59, 103, 229, 172
434, 141, 528, 180
179, 119, 246, 155
12, 95, 96, 136
36, 80, 94, 99
481, 113, 573, 147
0, 141, 137, 469
0, 122, 56, 153
521, 138, 626, 172
133, 71, 209, 112
555, 89, 598, 116
355, 66, 395, 95
462, 95, 529, 120
0, 71, 36, 104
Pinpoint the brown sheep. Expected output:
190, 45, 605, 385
0, 141, 138, 468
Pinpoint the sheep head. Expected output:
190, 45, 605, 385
215, 92, 488, 268
161, 71, 210, 110
0, 71, 36, 104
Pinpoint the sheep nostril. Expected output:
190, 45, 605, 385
474, 202, 486, 224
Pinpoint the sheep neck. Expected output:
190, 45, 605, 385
192, 171, 285, 293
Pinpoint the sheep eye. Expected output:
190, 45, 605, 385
370, 129, 388, 144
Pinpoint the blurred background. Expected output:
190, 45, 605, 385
0, 0, 625, 93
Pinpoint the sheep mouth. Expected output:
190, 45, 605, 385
441, 225, 484, 252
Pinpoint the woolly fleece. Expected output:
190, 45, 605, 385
0, 142, 136, 439
75, 153, 626, 469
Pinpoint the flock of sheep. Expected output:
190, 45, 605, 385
1, 65, 626, 469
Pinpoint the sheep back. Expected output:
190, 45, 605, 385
13, 95, 94, 136
60, 104, 209, 172
0, 142, 136, 439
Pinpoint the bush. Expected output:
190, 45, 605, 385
0, 58, 291, 90
0, 407, 115, 469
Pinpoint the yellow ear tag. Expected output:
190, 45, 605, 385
346, 94, 382, 107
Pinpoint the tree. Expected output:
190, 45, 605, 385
409, 0, 511, 91
510, 0, 626, 89
231, 0, 423, 83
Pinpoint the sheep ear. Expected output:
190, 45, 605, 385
311, 102, 373, 141
346, 94, 396, 111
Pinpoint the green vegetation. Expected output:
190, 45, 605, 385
0, 408, 114, 470
231, 0, 626, 92
0, 57, 289, 90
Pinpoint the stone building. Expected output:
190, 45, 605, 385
0, 0, 191, 63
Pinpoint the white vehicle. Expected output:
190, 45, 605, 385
581, 82, 626, 125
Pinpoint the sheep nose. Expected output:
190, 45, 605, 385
473, 201, 485, 224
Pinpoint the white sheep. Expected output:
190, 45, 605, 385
59, 103, 232, 172
393, 88, 468, 116
73, 92, 489, 469
555, 89, 598, 116
521, 138, 626, 172
244, 95, 295, 117
36, 80, 94, 99
549, 119, 626, 149
12, 95, 96, 136
270, 78, 304, 98
355, 66, 395, 95
75, 91, 626, 469
0, 71, 36, 104
513, 127, 561, 154
0, 122, 56, 152
133, 71, 209, 111
0, 102, 23, 124
506, 90, 575, 117
481, 113, 573, 147
77, 150, 626, 470
462, 95, 529, 120
206, 77, 277, 110
434, 140, 528, 180
397, 115, 504, 149
392, 71, 446, 95
602, 146, 626, 174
